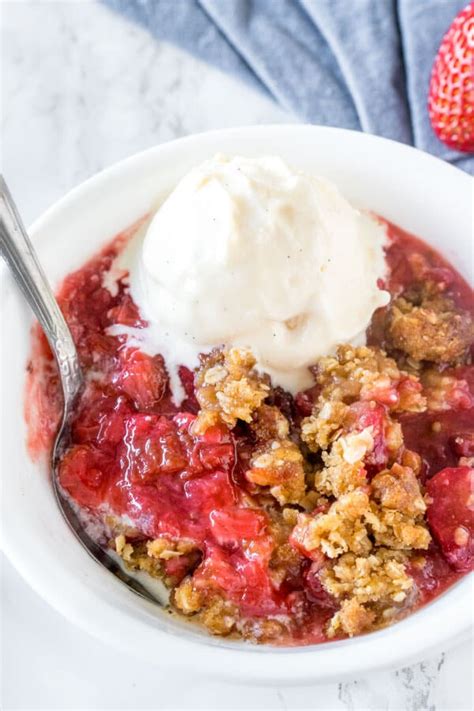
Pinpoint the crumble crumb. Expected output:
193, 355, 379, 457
371, 463, 426, 517
194, 347, 269, 433
299, 489, 327, 512
282, 507, 299, 526
300, 345, 425, 514
114, 538, 164, 578
291, 490, 372, 558
322, 549, 412, 604
327, 598, 376, 637
307, 344, 426, 414
173, 577, 203, 614
147, 537, 196, 560
387, 295, 473, 364
454, 526, 470, 547
268, 509, 303, 586
114, 535, 199, 584
365, 504, 431, 550
242, 618, 287, 642
314, 430, 372, 497
198, 596, 239, 636
246, 405, 306, 505
251, 403, 291, 441
115, 534, 134, 562
301, 400, 349, 451
400, 448, 422, 474
301, 345, 425, 459
174, 577, 238, 635
323, 549, 413, 637
320, 461, 433, 554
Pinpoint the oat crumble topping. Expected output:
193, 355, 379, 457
194, 347, 270, 433
30, 211, 474, 647
387, 294, 473, 365
116, 343, 435, 638
285, 344, 435, 636
246, 405, 306, 505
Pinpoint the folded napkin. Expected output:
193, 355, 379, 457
103, 0, 473, 174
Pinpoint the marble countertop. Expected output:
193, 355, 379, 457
1, 2, 472, 709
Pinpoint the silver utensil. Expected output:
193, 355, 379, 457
0, 176, 160, 604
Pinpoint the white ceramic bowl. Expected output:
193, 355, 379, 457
1, 126, 472, 684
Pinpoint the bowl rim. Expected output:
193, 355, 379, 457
1, 124, 472, 684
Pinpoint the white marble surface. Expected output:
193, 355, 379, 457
1, 2, 472, 709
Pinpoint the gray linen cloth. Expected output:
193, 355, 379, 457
103, 0, 473, 174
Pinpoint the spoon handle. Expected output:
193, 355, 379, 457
0, 176, 83, 406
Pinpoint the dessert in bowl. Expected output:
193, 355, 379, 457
2, 126, 473, 681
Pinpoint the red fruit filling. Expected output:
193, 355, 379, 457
26, 217, 474, 646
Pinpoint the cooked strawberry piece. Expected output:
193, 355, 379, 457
426, 466, 474, 572
60, 273, 114, 334
237, 566, 284, 616
59, 444, 114, 509
210, 508, 268, 547
195, 542, 284, 617
121, 414, 188, 483
188, 426, 235, 473
173, 411, 196, 432
197, 441, 235, 471
108, 294, 146, 327
107, 467, 236, 543
408, 544, 460, 600
171, 415, 235, 475
195, 543, 243, 591
183, 470, 237, 513
81, 332, 122, 372
114, 349, 168, 410
178, 366, 195, 399
96, 401, 132, 446
72, 384, 132, 448
236, 548, 286, 616
58, 256, 125, 366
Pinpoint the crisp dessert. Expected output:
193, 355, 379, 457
26, 156, 473, 646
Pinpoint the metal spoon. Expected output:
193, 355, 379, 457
0, 176, 160, 604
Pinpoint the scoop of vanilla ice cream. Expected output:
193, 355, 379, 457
131, 154, 389, 393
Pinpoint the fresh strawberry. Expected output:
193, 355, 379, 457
428, 2, 474, 153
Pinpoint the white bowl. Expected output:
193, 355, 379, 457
1, 125, 472, 684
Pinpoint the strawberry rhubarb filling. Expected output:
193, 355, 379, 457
26, 158, 473, 645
